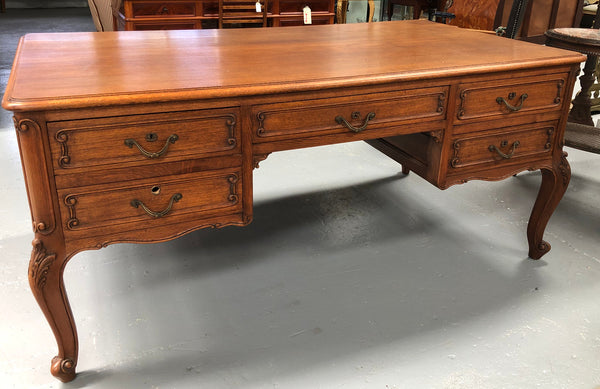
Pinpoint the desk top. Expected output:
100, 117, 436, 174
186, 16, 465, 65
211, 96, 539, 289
2, 20, 584, 111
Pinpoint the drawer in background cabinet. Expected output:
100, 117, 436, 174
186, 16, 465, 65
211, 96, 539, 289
58, 168, 243, 236
448, 122, 556, 172
455, 73, 567, 124
131, 2, 198, 17
48, 108, 240, 172
251, 86, 447, 142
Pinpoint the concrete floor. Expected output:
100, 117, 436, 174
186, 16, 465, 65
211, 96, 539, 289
1, 8, 600, 389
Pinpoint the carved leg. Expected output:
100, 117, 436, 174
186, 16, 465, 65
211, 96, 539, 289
527, 153, 570, 259
29, 239, 78, 382
401, 165, 410, 175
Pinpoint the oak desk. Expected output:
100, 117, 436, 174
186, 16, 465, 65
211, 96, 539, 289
1, 20, 585, 382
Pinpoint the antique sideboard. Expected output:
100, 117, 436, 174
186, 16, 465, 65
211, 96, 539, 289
114, 0, 335, 29
1, 21, 585, 382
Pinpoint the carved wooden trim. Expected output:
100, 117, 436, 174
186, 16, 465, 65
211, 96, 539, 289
13, 117, 41, 133
450, 140, 461, 167
429, 130, 443, 143
558, 151, 570, 187
55, 130, 71, 167
64, 195, 80, 230
33, 221, 51, 234
437, 91, 446, 113
227, 174, 239, 203
554, 80, 564, 104
457, 89, 468, 118
29, 239, 56, 290
224, 113, 237, 147
256, 112, 266, 137
253, 153, 270, 168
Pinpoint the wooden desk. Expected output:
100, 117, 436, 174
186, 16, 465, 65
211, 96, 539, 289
1, 21, 585, 382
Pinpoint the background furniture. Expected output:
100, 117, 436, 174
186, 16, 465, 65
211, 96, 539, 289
546, 26, 600, 154
387, 0, 443, 20
1, 21, 584, 382
219, 0, 267, 28
115, 0, 334, 29
429, 0, 583, 41
88, 0, 116, 31
1, 0, 5, 13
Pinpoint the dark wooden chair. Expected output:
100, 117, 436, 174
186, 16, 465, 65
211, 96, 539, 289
218, 0, 268, 28
1, 0, 6, 13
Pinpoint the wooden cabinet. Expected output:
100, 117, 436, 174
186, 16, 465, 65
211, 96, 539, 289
115, 0, 335, 30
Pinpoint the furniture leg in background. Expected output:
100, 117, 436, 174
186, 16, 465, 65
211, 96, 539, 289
546, 24, 600, 154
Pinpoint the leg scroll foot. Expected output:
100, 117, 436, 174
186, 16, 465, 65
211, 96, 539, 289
51, 356, 76, 382
29, 239, 78, 382
527, 153, 570, 259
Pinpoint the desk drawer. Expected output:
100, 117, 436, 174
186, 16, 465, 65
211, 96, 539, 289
448, 122, 556, 172
132, 2, 197, 17
58, 168, 242, 234
455, 73, 567, 123
251, 87, 447, 142
48, 109, 240, 172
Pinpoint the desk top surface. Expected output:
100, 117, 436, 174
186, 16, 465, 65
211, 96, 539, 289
2, 20, 584, 111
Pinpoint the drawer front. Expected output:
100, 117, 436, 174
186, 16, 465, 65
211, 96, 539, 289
448, 123, 556, 171
252, 87, 447, 142
58, 168, 242, 233
455, 73, 567, 122
132, 21, 199, 30
132, 2, 197, 17
48, 109, 240, 172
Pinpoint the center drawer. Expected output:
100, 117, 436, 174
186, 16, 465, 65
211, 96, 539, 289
48, 108, 240, 172
57, 168, 243, 235
251, 86, 448, 142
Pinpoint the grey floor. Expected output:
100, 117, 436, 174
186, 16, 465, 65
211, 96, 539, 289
1, 8, 600, 389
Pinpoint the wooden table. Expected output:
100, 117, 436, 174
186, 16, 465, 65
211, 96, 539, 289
1, 20, 585, 382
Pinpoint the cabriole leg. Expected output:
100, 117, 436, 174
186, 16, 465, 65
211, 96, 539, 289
527, 153, 571, 259
29, 239, 78, 382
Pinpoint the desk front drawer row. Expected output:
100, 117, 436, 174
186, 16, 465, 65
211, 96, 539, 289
56, 168, 242, 237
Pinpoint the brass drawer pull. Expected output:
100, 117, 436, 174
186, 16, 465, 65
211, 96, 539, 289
488, 140, 520, 159
496, 93, 528, 112
335, 111, 375, 133
131, 193, 182, 218
124, 134, 179, 159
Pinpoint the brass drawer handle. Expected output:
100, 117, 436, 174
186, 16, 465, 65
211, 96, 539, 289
489, 140, 520, 159
131, 193, 182, 218
124, 134, 178, 159
496, 93, 528, 112
335, 111, 375, 133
